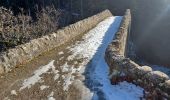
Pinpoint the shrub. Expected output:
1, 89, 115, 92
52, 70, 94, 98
0, 6, 61, 51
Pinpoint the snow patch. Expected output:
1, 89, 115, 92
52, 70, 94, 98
40, 85, 49, 90
20, 60, 59, 90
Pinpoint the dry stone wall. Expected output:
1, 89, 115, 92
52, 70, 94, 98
105, 9, 170, 98
0, 10, 113, 74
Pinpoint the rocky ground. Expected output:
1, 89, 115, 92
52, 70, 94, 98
0, 17, 144, 100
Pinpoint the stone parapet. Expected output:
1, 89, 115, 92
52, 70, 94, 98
0, 10, 113, 74
105, 9, 170, 98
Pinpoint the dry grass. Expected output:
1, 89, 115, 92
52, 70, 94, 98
0, 6, 61, 51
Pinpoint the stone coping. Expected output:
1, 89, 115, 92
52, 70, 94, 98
0, 10, 113, 74
105, 9, 170, 98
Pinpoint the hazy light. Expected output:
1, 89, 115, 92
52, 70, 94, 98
138, 3, 170, 43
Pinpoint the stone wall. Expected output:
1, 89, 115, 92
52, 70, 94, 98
105, 9, 170, 98
0, 10, 113, 74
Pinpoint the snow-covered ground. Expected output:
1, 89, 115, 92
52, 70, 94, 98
66, 16, 144, 99
15, 16, 144, 99
78, 16, 144, 100
20, 60, 59, 91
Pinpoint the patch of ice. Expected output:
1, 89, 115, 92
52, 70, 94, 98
11, 90, 17, 96
40, 85, 49, 90
20, 60, 58, 90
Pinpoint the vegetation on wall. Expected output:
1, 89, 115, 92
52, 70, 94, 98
0, 6, 61, 51
0, 0, 70, 51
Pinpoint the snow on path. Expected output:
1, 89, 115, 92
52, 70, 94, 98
17, 16, 144, 99
20, 60, 59, 90
67, 16, 144, 100
86, 17, 144, 99
61, 16, 125, 91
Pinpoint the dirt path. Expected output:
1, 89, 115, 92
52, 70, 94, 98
0, 17, 144, 100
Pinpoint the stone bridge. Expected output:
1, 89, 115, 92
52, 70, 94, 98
0, 9, 169, 99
